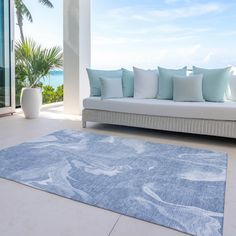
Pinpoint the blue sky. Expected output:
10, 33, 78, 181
15, 0, 63, 48
16, 0, 236, 69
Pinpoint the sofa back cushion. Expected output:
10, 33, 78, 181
173, 75, 204, 102
87, 68, 122, 96
192, 66, 231, 102
100, 77, 123, 99
122, 68, 134, 97
227, 74, 236, 101
133, 67, 158, 99
158, 67, 187, 100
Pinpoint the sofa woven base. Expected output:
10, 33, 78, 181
82, 109, 236, 138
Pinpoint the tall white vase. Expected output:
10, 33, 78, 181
21, 88, 42, 119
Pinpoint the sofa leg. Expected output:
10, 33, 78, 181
82, 120, 86, 128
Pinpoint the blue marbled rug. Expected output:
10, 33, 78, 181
0, 130, 227, 236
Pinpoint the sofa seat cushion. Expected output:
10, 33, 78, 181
83, 97, 236, 121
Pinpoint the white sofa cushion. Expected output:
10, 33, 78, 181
133, 67, 158, 99
227, 75, 236, 101
83, 97, 236, 121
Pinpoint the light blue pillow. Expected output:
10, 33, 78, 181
87, 68, 122, 96
192, 66, 232, 102
158, 67, 187, 99
121, 68, 134, 97
173, 75, 205, 102
99, 77, 123, 99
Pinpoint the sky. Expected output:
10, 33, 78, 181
15, 0, 63, 48
16, 0, 236, 69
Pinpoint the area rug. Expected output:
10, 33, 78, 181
0, 130, 227, 236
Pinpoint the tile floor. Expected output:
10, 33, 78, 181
0, 104, 235, 236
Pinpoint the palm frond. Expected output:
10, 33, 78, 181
15, 0, 33, 22
38, 0, 54, 8
15, 0, 54, 41
15, 38, 63, 87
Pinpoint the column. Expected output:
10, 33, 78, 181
63, 0, 91, 115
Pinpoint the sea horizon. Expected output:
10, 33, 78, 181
41, 70, 64, 88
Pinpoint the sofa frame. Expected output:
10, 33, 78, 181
82, 109, 236, 139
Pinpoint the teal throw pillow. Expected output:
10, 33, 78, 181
99, 77, 123, 99
192, 66, 232, 102
158, 66, 187, 99
87, 68, 122, 96
121, 68, 134, 97
173, 75, 204, 102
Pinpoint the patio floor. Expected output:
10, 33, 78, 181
0, 103, 235, 236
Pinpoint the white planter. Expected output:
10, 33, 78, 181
20, 88, 42, 119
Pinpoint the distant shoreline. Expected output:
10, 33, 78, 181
41, 70, 64, 88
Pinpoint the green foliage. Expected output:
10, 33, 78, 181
15, 39, 63, 106
54, 84, 64, 101
42, 85, 63, 104
15, 38, 63, 87
14, 1, 60, 106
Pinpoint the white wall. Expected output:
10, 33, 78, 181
63, 0, 91, 115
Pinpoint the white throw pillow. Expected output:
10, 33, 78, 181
227, 75, 236, 101
99, 77, 123, 99
133, 67, 158, 99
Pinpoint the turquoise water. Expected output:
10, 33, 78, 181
41, 70, 64, 88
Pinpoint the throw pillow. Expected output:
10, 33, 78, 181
158, 66, 187, 100
122, 68, 134, 97
192, 66, 232, 102
133, 67, 158, 99
99, 77, 123, 99
87, 68, 122, 96
227, 74, 236, 101
173, 75, 205, 102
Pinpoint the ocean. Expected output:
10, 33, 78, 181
41, 70, 64, 88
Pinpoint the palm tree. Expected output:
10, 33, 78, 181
15, 0, 54, 42
15, 38, 63, 88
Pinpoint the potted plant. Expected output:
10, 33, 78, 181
15, 38, 63, 118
